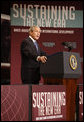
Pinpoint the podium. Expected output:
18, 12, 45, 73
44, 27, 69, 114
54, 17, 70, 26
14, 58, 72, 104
40, 52, 82, 121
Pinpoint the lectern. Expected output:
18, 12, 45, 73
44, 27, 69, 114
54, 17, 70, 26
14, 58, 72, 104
40, 51, 82, 121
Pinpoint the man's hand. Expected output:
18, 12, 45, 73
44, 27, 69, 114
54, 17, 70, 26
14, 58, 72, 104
40, 56, 47, 63
37, 56, 47, 63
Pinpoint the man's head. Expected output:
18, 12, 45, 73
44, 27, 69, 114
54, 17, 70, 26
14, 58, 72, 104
29, 25, 41, 40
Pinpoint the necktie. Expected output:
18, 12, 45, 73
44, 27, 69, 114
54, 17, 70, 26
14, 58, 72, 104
34, 41, 38, 52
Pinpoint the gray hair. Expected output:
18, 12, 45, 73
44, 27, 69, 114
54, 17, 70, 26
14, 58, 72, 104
28, 25, 40, 33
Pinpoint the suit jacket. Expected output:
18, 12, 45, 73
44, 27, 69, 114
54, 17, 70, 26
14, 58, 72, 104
21, 37, 46, 84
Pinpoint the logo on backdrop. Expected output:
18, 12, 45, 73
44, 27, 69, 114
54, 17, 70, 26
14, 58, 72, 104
32, 91, 66, 121
11, 4, 77, 27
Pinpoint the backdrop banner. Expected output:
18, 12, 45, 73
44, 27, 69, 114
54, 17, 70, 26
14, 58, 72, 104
11, 1, 83, 85
32, 85, 66, 121
1, 85, 29, 121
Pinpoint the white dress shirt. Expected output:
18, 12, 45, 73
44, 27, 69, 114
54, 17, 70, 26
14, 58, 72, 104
29, 36, 40, 61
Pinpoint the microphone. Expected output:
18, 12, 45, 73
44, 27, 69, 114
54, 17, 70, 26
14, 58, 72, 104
62, 42, 73, 51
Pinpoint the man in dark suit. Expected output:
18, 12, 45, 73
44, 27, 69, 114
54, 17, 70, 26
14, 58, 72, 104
21, 25, 47, 84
